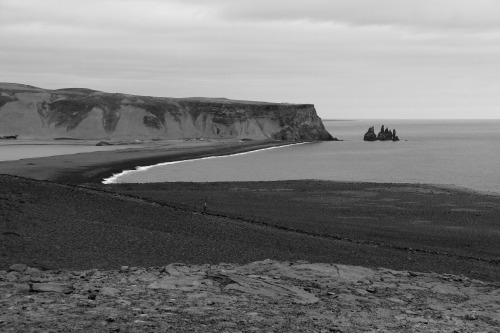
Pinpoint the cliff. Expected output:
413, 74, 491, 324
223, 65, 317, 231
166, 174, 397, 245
0, 83, 333, 141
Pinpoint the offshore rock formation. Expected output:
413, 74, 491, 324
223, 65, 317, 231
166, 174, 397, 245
364, 125, 399, 141
0, 83, 333, 141
363, 126, 377, 141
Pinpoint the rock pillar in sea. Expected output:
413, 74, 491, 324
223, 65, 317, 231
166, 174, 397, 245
365, 125, 400, 141
363, 126, 377, 141
392, 129, 399, 141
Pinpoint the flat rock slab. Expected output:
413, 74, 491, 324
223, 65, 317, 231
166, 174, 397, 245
147, 276, 213, 291
1, 260, 499, 332
30, 282, 74, 294
221, 273, 319, 304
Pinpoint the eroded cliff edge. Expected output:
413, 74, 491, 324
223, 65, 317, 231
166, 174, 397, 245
0, 83, 334, 141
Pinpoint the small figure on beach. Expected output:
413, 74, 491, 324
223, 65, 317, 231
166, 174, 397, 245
203, 202, 207, 214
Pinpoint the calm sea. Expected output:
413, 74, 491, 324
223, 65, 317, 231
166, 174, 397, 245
107, 120, 500, 195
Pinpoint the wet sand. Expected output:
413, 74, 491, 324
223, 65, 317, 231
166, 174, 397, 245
0, 139, 289, 184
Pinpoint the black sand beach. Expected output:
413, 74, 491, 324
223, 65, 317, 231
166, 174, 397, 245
0, 139, 290, 184
1, 141, 499, 282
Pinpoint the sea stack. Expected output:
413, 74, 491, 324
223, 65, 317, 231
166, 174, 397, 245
363, 126, 377, 141
364, 125, 399, 141
392, 129, 399, 141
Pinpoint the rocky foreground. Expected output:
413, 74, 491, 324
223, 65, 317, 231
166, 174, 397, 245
2, 260, 499, 332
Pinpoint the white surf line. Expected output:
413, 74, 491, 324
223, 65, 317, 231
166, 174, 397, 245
102, 142, 310, 184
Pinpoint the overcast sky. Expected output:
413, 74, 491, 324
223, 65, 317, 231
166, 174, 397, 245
1, 0, 500, 119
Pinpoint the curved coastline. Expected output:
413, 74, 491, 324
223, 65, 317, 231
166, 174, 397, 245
101, 146, 500, 196
0, 139, 295, 184
103, 142, 309, 184
0, 139, 498, 197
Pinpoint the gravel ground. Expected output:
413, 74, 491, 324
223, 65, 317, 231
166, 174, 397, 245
89, 180, 500, 282
1, 175, 499, 282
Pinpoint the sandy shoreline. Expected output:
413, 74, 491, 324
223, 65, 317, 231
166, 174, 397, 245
0, 139, 290, 184
102, 141, 307, 184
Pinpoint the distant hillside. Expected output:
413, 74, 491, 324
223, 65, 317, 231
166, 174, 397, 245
0, 83, 334, 141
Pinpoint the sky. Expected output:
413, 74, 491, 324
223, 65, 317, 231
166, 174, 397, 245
1, 0, 500, 119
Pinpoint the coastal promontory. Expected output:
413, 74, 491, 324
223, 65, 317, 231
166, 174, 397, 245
0, 83, 333, 141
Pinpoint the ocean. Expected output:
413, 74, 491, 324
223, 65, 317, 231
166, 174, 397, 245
106, 120, 500, 195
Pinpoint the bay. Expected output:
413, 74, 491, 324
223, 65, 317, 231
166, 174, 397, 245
107, 120, 500, 195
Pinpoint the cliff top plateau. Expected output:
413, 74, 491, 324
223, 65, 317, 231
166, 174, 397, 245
0, 82, 333, 141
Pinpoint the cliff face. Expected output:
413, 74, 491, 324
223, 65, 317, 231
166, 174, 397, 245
0, 83, 333, 141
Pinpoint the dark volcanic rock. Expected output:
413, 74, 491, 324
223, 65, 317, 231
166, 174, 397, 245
392, 129, 399, 141
365, 125, 400, 141
363, 126, 377, 141
377, 125, 393, 141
